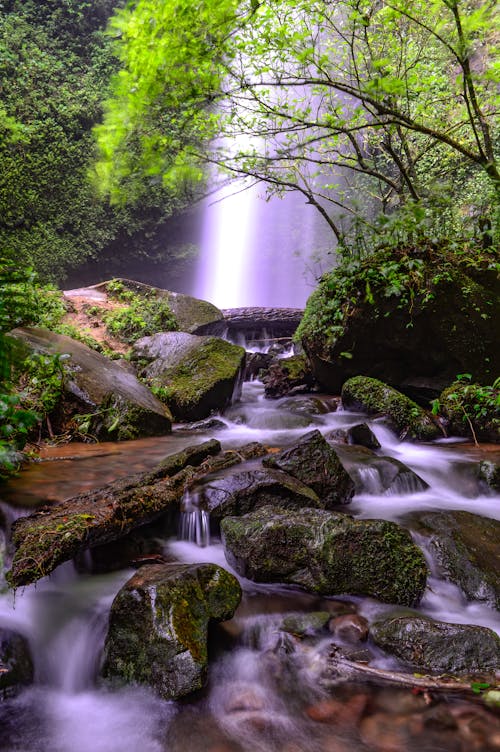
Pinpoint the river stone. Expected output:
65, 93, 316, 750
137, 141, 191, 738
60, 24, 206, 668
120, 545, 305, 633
221, 506, 428, 606
9, 327, 172, 439
102, 562, 241, 700
477, 460, 500, 492
371, 615, 500, 673
261, 355, 316, 398
405, 510, 500, 609
341, 376, 441, 441
199, 468, 321, 520
262, 430, 355, 507
0, 629, 34, 697
133, 332, 245, 421
333, 445, 428, 495
280, 611, 331, 636
347, 423, 381, 450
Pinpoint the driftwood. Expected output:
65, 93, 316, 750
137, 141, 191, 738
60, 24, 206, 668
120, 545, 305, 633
321, 646, 499, 696
7, 440, 267, 588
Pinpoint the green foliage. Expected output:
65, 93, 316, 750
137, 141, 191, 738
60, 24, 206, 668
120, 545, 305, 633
437, 374, 500, 444
94, 0, 241, 204
103, 281, 178, 343
0, 0, 192, 281
296, 245, 498, 349
95, 0, 499, 251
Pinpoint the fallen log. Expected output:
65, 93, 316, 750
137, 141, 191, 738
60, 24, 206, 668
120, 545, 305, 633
7, 440, 267, 588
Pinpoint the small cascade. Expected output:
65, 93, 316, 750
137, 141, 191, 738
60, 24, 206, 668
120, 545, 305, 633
178, 491, 210, 547
354, 467, 383, 495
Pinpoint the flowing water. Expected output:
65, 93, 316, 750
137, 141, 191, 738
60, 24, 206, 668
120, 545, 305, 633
1, 381, 499, 751
193, 182, 333, 308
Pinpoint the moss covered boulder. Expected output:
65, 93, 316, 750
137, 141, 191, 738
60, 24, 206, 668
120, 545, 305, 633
438, 380, 500, 443
372, 615, 500, 674
199, 468, 321, 521
261, 355, 316, 398
102, 562, 241, 700
0, 629, 33, 697
299, 251, 500, 397
9, 327, 172, 440
341, 376, 441, 441
262, 430, 355, 507
405, 510, 500, 610
221, 506, 428, 606
133, 332, 245, 421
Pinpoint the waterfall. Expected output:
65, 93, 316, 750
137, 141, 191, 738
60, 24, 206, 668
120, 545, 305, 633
193, 181, 332, 309
178, 491, 210, 547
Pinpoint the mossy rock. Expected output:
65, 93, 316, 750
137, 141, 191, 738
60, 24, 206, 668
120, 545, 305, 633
299, 252, 500, 396
372, 615, 500, 674
405, 510, 500, 610
0, 629, 34, 697
262, 355, 316, 398
438, 381, 500, 443
341, 376, 441, 441
9, 327, 172, 439
102, 562, 241, 700
97, 279, 224, 335
280, 611, 331, 636
221, 506, 428, 606
136, 332, 245, 421
262, 429, 355, 506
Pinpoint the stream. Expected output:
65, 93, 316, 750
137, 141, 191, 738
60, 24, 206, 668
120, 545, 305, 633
1, 380, 499, 751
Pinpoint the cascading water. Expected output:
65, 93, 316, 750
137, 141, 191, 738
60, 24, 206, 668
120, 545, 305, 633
194, 181, 332, 308
1, 381, 499, 751
178, 491, 211, 547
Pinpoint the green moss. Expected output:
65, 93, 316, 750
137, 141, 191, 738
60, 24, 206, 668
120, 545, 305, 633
103, 281, 178, 344
342, 375, 440, 440
149, 338, 245, 421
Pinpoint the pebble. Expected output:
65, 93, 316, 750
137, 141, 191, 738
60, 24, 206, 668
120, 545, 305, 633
328, 614, 369, 642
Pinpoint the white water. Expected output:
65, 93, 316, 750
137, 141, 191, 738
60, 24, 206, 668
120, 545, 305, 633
194, 183, 332, 308
1, 380, 499, 751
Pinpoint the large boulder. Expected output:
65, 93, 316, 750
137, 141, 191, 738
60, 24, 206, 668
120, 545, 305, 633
94, 279, 225, 335
341, 376, 441, 441
299, 253, 500, 397
102, 563, 241, 700
133, 332, 245, 422
221, 506, 428, 606
0, 629, 34, 697
371, 615, 500, 674
199, 468, 321, 521
9, 327, 172, 440
262, 430, 355, 506
405, 510, 500, 610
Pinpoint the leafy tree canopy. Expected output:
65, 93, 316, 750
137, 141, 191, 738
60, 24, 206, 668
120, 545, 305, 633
0, 0, 195, 282
95, 0, 499, 252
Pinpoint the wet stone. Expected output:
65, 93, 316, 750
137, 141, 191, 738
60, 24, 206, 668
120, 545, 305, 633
328, 614, 369, 643
347, 423, 381, 450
